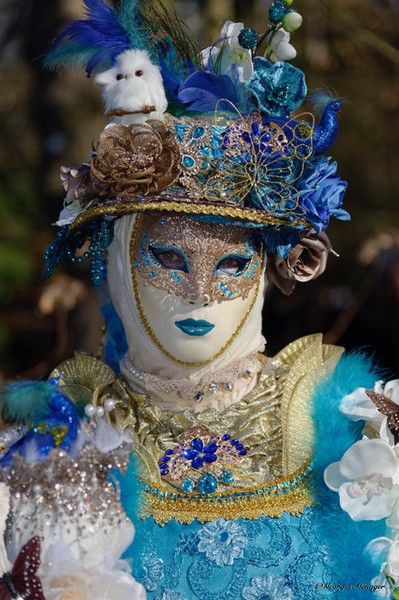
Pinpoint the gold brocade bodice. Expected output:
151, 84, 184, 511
51, 334, 343, 524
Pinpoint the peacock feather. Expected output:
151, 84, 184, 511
141, 0, 200, 67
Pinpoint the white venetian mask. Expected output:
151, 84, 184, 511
130, 213, 263, 365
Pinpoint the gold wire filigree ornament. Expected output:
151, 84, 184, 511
90, 120, 181, 197
132, 212, 262, 302
167, 111, 314, 215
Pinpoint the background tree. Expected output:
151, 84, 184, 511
0, 0, 398, 376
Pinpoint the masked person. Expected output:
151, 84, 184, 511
0, 2, 397, 599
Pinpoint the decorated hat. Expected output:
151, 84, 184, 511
43, 0, 349, 287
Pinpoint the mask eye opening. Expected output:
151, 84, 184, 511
214, 254, 252, 277
148, 244, 190, 273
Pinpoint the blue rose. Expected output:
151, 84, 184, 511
246, 57, 307, 118
297, 158, 350, 233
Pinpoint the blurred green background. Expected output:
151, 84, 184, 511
0, 0, 398, 378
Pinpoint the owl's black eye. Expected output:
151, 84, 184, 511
135, 70, 143, 77
116, 73, 124, 81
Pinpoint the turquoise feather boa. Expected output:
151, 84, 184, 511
312, 352, 388, 599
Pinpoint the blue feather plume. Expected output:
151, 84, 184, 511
44, 0, 149, 76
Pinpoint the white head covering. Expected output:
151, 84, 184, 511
106, 214, 266, 412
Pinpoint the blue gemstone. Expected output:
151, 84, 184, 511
204, 453, 217, 464
218, 531, 229, 542
192, 456, 204, 469
235, 444, 244, 451
220, 470, 235, 484
203, 442, 217, 454
182, 449, 198, 460
165, 449, 174, 455
161, 455, 171, 462
198, 473, 218, 494
160, 469, 169, 476
159, 462, 169, 470
182, 478, 195, 493
239, 450, 247, 456
183, 155, 195, 168
230, 439, 239, 446
193, 126, 205, 139
222, 434, 231, 441
191, 438, 204, 452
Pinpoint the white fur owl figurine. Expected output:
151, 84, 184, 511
94, 49, 168, 125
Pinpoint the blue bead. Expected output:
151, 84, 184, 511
191, 456, 204, 469
161, 456, 170, 462
193, 126, 205, 139
203, 442, 217, 454
235, 444, 244, 451
230, 439, 239, 446
191, 438, 203, 452
222, 434, 231, 441
220, 470, 235, 484
165, 449, 174, 455
198, 473, 218, 494
183, 155, 195, 168
160, 469, 169, 476
239, 450, 247, 456
203, 453, 217, 464
182, 478, 195, 493
182, 449, 197, 460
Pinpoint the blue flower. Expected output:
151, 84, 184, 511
177, 71, 238, 112
246, 57, 307, 118
181, 437, 218, 469
133, 552, 164, 592
197, 518, 249, 566
242, 575, 293, 600
297, 158, 350, 233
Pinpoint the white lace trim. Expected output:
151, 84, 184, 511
121, 352, 262, 401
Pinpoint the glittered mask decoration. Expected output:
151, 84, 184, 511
131, 213, 262, 302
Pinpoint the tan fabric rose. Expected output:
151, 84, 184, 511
267, 230, 332, 295
90, 120, 181, 197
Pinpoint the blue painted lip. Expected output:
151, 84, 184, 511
175, 318, 215, 337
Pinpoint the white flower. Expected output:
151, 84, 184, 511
340, 379, 399, 445
324, 438, 399, 521
340, 385, 384, 429
367, 536, 399, 593
41, 541, 146, 600
267, 29, 297, 62
201, 21, 254, 83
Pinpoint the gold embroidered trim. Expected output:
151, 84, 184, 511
70, 197, 308, 230
129, 216, 262, 367
141, 460, 314, 525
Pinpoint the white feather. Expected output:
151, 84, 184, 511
94, 49, 168, 124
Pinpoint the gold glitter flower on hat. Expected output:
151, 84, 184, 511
90, 120, 181, 198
